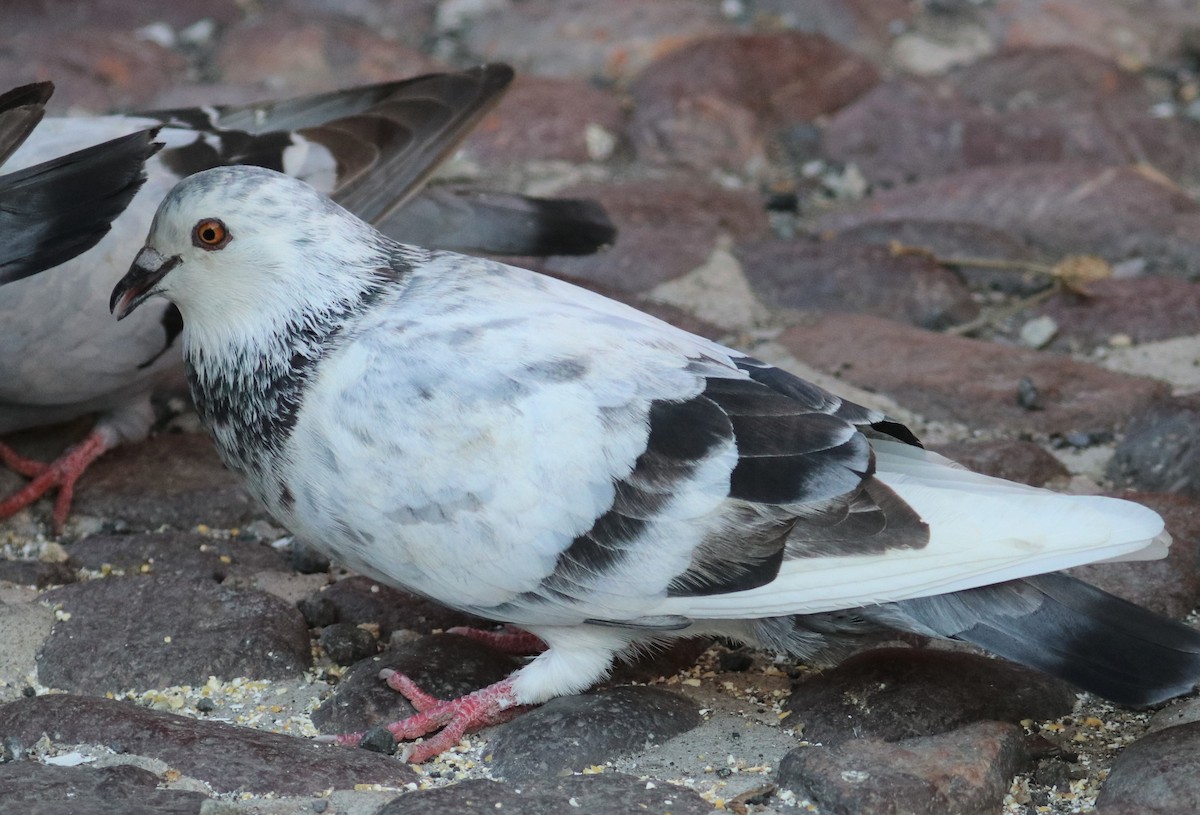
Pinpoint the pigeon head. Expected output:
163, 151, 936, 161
111, 165, 389, 334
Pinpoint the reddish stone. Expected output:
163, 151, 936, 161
1038, 277, 1200, 351
630, 32, 880, 171
777, 313, 1169, 434
930, 439, 1070, 487
465, 76, 627, 164
461, 0, 729, 83
814, 163, 1200, 279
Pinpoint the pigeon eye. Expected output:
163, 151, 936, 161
192, 219, 230, 250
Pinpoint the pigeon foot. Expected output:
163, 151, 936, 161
445, 624, 547, 655
323, 672, 527, 763
0, 430, 110, 534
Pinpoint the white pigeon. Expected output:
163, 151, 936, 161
0, 66, 614, 532
0, 81, 161, 283
112, 165, 1200, 764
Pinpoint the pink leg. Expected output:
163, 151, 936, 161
320, 672, 530, 764
0, 443, 50, 478
0, 430, 110, 535
447, 625, 547, 656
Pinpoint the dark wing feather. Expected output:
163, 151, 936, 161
0, 81, 53, 166
0, 129, 162, 285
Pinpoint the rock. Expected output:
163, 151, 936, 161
0, 761, 207, 815
73, 433, 263, 532
311, 634, 519, 733
0, 601, 55, 702
748, 0, 913, 58
813, 163, 1200, 280
777, 721, 1029, 815
464, 76, 626, 164
830, 219, 1046, 295
1037, 277, 1200, 352
777, 313, 1169, 435
488, 686, 702, 781
606, 638, 711, 685
460, 0, 728, 83
68, 532, 289, 582
946, 45, 1150, 110
629, 32, 879, 172
316, 575, 490, 638
1068, 493, 1200, 619
0, 694, 413, 794
213, 9, 437, 95
38, 575, 311, 693
735, 237, 978, 329
784, 648, 1077, 745
319, 622, 378, 665
537, 180, 767, 294
1097, 721, 1200, 814
377, 773, 713, 815
0, 559, 76, 589
930, 439, 1069, 487
1107, 395, 1200, 498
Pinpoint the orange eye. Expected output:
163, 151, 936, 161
192, 218, 230, 250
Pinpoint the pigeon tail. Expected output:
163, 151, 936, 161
868, 572, 1200, 706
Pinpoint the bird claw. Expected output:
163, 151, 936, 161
445, 625, 547, 656
0, 430, 110, 535
325, 673, 525, 763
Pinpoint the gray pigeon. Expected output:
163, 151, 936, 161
0, 65, 614, 532
0, 81, 161, 283
112, 165, 1200, 764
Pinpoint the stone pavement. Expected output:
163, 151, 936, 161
4, 1, 1200, 813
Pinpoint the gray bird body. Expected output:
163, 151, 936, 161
114, 166, 1200, 721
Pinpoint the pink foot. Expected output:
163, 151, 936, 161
321, 672, 529, 763
447, 625, 547, 656
0, 430, 110, 534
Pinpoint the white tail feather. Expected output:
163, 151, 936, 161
657, 441, 1167, 619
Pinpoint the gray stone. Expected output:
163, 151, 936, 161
1107, 395, 1200, 498
1097, 721, 1200, 814
0, 694, 413, 795
488, 686, 702, 781
0, 761, 206, 815
784, 648, 1076, 745
38, 575, 311, 693
777, 721, 1029, 815
377, 773, 713, 815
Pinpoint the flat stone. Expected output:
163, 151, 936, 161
1107, 394, 1200, 498
214, 9, 438, 95
736, 237, 978, 330
311, 634, 520, 733
461, 0, 728, 83
778, 313, 1169, 435
38, 575, 311, 693
68, 532, 289, 582
0, 29, 188, 113
538, 180, 768, 294
377, 773, 713, 815
829, 219, 1046, 295
1097, 721, 1200, 814
606, 637, 712, 685
0, 761, 207, 815
73, 433, 263, 532
0, 559, 76, 589
464, 76, 626, 164
488, 686, 702, 781
748, 0, 913, 58
0, 694, 413, 794
930, 439, 1070, 487
316, 575, 491, 638
813, 163, 1200, 279
1068, 493, 1200, 619
1037, 277, 1200, 352
946, 45, 1150, 110
784, 648, 1077, 745
0, 600, 55, 702
779, 721, 1028, 815
629, 32, 879, 172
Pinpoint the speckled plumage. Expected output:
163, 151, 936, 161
0, 66, 614, 531
113, 166, 1200, 761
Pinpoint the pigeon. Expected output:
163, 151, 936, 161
0, 65, 614, 532
0, 81, 162, 283
111, 165, 1200, 764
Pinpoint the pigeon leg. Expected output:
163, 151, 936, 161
0, 443, 50, 478
322, 671, 529, 764
446, 624, 547, 655
0, 429, 111, 534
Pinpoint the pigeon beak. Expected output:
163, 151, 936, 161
111, 247, 180, 320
